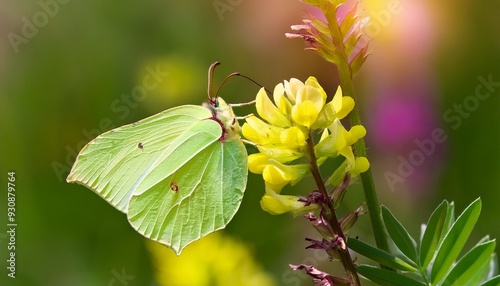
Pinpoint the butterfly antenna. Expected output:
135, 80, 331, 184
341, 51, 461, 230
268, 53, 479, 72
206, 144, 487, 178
208, 61, 271, 104
214, 72, 241, 99
207, 61, 221, 103
235, 73, 272, 95
214, 72, 272, 101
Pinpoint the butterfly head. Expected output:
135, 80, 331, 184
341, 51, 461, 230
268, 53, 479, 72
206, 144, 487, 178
204, 97, 241, 142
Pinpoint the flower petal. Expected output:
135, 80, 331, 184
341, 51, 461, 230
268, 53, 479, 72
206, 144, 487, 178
350, 157, 370, 177
273, 83, 293, 117
304, 76, 327, 100
284, 78, 304, 103
296, 86, 325, 112
335, 96, 355, 120
313, 101, 336, 129
347, 125, 367, 145
280, 126, 307, 149
262, 164, 290, 192
256, 88, 291, 127
242, 116, 283, 145
262, 160, 309, 192
315, 119, 347, 157
257, 145, 303, 163
260, 188, 317, 215
248, 153, 269, 174
292, 100, 320, 128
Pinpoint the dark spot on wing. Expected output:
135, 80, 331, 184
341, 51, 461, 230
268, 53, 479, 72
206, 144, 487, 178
170, 182, 178, 193
138, 142, 144, 149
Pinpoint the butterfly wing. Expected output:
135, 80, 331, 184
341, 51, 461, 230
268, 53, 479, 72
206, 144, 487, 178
67, 105, 213, 213
127, 120, 247, 254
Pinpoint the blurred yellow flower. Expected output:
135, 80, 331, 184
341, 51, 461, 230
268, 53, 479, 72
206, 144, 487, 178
147, 232, 276, 286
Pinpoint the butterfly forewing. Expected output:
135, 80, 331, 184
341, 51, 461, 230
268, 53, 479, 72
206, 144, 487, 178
67, 105, 213, 212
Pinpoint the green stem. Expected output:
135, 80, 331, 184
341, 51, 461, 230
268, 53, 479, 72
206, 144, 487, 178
337, 56, 391, 254
306, 135, 361, 286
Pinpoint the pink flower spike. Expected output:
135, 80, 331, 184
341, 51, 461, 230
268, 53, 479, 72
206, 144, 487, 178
285, 33, 305, 39
289, 264, 349, 286
290, 24, 312, 31
336, 0, 358, 26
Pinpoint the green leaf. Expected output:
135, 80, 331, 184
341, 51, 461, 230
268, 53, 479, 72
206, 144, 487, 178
484, 253, 499, 281
431, 198, 482, 283
482, 275, 500, 286
419, 200, 448, 269
473, 238, 497, 284
382, 205, 418, 262
471, 253, 497, 286
442, 201, 455, 241
356, 265, 426, 286
348, 237, 418, 272
441, 240, 496, 285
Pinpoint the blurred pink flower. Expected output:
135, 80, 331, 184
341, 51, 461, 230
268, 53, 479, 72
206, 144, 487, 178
362, 0, 443, 195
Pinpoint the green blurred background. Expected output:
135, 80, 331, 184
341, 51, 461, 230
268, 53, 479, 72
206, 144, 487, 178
1, 0, 499, 285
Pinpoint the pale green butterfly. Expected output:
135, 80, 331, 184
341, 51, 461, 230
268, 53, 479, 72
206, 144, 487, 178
67, 62, 248, 254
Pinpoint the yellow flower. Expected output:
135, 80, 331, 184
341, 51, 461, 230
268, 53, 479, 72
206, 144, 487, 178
327, 157, 371, 186
255, 87, 291, 127
349, 157, 370, 178
280, 126, 307, 150
147, 232, 276, 286
262, 160, 309, 192
260, 187, 318, 215
242, 116, 283, 146
272, 83, 293, 116
312, 86, 355, 129
248, 153, 270, 174
284, 78, 303, 103
242, 76, 369, 215
315, 118, 366, 160
255, 146, 302, 165
291, 77, 326, 128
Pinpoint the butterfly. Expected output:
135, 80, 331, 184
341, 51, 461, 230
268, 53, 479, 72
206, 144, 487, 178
67, 62, 248, 254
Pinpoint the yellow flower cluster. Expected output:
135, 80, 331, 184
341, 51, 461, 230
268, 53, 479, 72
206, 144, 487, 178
147, 232, 276, 286
242, 77, 369, 215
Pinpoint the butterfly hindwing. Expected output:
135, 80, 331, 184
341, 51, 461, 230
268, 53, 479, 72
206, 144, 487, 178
127, 120, 247, 254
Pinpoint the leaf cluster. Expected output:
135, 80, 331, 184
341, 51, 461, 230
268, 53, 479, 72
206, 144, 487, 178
348, 198, 499, 285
